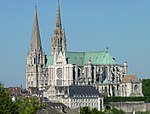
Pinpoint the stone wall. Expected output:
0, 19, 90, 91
113, 102, 150, 112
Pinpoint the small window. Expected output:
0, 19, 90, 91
134, 85, 138, 93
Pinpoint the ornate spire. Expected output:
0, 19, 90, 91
30, 6, 42, 52
56, 0, 62, 28
51, 0, 66, 55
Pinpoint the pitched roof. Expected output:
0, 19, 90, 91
68, 85, 101, 98
46, 51, 115, 66
67, 51, 115, 65
8, 87, 22, 95
122, 75, 138, 83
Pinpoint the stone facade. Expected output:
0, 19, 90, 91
26, 1, 143, 110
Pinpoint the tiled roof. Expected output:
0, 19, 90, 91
122, 75, 138, 83
8, 87, 22, 94
68, 85, 101, 98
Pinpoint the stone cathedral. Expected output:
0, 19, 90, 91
26, 1, 143, 102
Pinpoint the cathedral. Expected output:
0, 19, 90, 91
26, 1, 143, 104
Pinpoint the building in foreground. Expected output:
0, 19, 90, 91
26, 1, 143, 110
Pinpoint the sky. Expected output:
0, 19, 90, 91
0, 0, 150, 88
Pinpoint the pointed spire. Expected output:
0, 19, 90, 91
56, 0, 62, 28
51, 0, 67, 55
30, 6, 42, 52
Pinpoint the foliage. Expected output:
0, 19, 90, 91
91, 108, 104, 114
135, 111, 150, 114
14, 97, 46, 114
109, 108, 125, 114
0, 82, 46, 114
80, 107, 125, 114
104, 96, 150, 103
142, 79, 150, 96
127, 111, 150, 114
80, 107, 91, 114
0, 83, 16, 114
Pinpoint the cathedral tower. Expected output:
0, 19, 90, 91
26, 6, 46, 89
51, 0, 66, 56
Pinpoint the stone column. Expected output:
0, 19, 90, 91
75, 65, 78, 85
94, 66, 96, 83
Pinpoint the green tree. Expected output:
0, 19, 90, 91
0, 82, 46, 114
91, 108, 104, 114
80, 107, 104, 114
80, 107, 91, 114
0, 83, 15, 114
111, 108, 125, 114
80, 106, 125, 114
142, 79, 150, 96
14, 97, 46, 114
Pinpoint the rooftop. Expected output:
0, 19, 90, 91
68, 85, 101, 98
46, 51, 115, 66
122, 75, 138, 83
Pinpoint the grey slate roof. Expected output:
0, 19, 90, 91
68, 85, 101, 98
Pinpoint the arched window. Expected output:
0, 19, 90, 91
134, 85, 138, 93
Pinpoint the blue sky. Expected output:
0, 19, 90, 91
0, 0, 150, 87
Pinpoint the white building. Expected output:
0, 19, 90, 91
62, 86, 103, 111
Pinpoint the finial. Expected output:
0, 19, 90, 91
57, 0, 60, 9
35, 0, 37, 9
56, 0, 61, 28
34, 1, 37, 10
106, 47, 109, 51
58, 0, 60, 5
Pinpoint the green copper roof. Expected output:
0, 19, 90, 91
46, 55, 54, 67
67, 51, 115, 65
46, 51, 115, 66
66, 52, 85, 65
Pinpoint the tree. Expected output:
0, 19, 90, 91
91, 108, 104, 114
80, 106, 125, 114
0, 82, 46, 114
142, 79, 150, 96
0, 83, 16, 114
110, 108, 125, 114
15, 97, 46, 114
80, 107, 91, 114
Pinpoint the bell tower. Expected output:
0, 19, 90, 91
26, 6, 46, 89
51, 0, 66, 57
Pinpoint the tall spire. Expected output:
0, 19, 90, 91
51, 0, 66, 55
30, 6, 42, 52
56, 0, 62, 28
